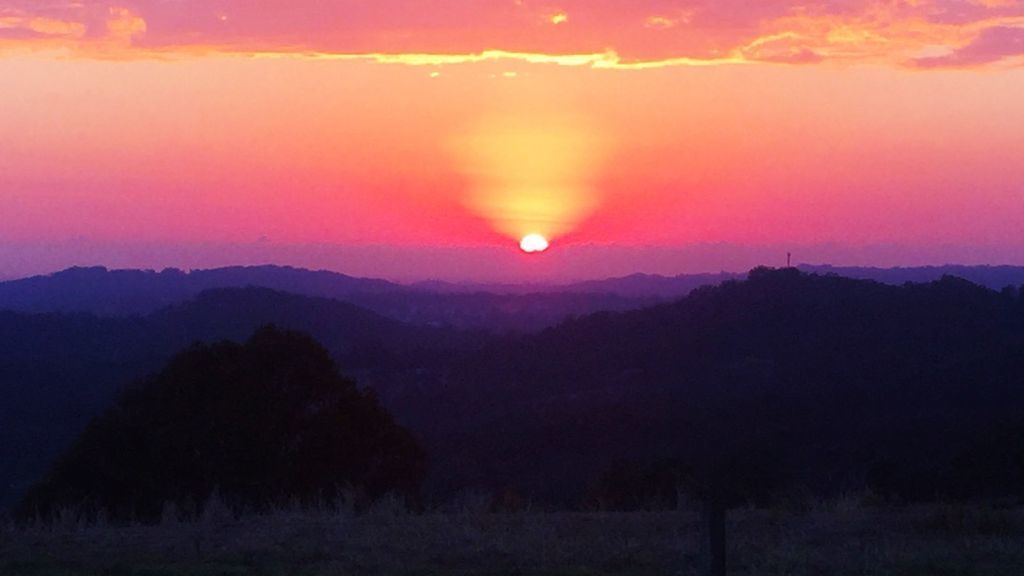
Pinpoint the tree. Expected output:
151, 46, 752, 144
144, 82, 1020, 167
19, 326, 426, 522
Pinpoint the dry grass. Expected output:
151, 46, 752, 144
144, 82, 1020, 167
2, 499, 1023, 575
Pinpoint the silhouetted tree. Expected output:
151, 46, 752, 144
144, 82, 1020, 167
18, 326, 426, 522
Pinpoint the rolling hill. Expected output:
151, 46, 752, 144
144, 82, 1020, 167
6, 267, 1024, 510
0, 288, 474, 509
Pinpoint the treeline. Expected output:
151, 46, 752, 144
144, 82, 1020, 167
9, 268, 1024, 519
411, 268, 1024, 505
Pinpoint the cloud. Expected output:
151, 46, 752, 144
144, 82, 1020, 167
1, 0, 1023, 68
0, 7, 86, 42
913, 24, 1024, 66
0, 3, 143, 51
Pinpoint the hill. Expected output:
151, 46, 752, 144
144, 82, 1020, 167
0, 266, 656, 332
0, 288, 474, 509
410, 272, 741, 298
798, 264, 1024, 289
413, 266, 1024, 298
6, 269, 1024, 511
0, 266, 401, 316
7, 264, 1023, 334
409, 268, 1024, 503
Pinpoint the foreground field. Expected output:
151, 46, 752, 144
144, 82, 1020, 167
3, 502, 1023, 575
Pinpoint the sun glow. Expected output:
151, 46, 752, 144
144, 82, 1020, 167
451, 113, 610, 244
520, 233, 550, 253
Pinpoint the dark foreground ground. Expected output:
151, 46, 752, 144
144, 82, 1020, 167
3, 500, 1023, 576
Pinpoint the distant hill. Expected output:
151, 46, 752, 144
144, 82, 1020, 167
562, 272, 743, 298
9, 265, 1023, 334
7, 267, 1024, 510
0, 311, 155, 510
798, 264, 1024, 290
413, 272, 742, 299
0, 265, 402, 316
0, 288, 475, 509
415, 266, 1024, 299
0, 266, 657, 332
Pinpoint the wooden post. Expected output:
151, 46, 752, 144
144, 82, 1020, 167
704, 498, 726, 576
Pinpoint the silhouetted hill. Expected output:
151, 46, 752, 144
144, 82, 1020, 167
564, 272, 743, 298
147, 287, 475, 364
414, 266, 1024, 300
799, 264, 1024, 290
0, 266, 402, 316
412, 272, 741, 299
0, 288, 475, 509
349, 290, 654, 333
8, 265, 1023, 334
0, 266, 655, 332
7, 269, 1024, 512
408, 269, 1024, 503
0, 312, 157, 510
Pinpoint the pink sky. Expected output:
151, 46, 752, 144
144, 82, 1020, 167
2, 1, 1024, 281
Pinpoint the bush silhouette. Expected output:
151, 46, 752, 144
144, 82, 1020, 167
19, 326, 426, 522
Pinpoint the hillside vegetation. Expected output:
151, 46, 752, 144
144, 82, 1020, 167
5, 268, 1024, 512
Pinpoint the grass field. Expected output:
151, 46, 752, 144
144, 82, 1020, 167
3, 499, 1023, 575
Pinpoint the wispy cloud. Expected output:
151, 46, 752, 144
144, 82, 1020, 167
1, 1, 1023, 68
913, 24, 1024, 66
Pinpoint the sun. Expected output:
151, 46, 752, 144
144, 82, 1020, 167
520, 234, 550, 254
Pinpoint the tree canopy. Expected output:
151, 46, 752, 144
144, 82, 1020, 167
19, 326, 426, 522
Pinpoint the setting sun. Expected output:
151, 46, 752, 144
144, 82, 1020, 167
451, 113, 610, 246
520, 234, 550, 254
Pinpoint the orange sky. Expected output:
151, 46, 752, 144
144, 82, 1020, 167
2, 1, 1024, 280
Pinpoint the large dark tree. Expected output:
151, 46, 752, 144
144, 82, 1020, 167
18, 326, 426, 522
